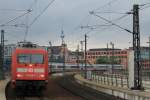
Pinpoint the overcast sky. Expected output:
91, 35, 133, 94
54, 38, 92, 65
0, 0, 150, 50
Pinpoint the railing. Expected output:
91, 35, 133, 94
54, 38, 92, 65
75, 74, 150, 100
83, 70, 129, 88
80, 69, 150, 91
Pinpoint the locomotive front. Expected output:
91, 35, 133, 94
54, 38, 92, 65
11, 42, 48, 90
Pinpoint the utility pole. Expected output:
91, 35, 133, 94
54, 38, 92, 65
76, 45, 79, 68
146, 37, 150, 69
49, 41, 53, 72
89, 3, 143, 90
80, 41, 84, 70
0, 30, 5, 80
132, 4, 143, 90
84, 34, 87, 78
110, 42, 114, 74
106, 43, 109, 72
61, 28, 65, 71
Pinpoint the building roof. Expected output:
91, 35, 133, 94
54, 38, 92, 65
88, 48, 121, 51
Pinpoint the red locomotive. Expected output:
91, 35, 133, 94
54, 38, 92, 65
11, 42, 49, 90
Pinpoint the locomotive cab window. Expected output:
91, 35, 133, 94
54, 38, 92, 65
17, 54, 44, 64
31, 54, 44, 64
17, 54, 30, 64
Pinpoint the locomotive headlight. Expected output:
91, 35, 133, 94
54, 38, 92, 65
17, 74, 22, 78
29, 64, 33, 67
40, 74, 45, 78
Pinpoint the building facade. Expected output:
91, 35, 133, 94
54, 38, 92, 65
4, 44, 16, 70
47, 44, 69, 63
67, 51, 83, 64
86, 48, 130, 69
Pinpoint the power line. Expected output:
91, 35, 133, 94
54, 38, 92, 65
138, 2, 150, 10
140, 5, 150, 10
0, 10, 31, 26
113, 14, 130, 21
89, 12, 133, 34
93, 11, 128, 14
81, 24, 112, 30
94, 0, 120, 11
29, 0, 56, 27
81, 11, 131, 33
0, 9, 27, 12
23, 0, 55, 41
0, 24, 26, 28
140, 2, 150, 6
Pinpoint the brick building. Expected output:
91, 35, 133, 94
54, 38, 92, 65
86, 48, 130, 69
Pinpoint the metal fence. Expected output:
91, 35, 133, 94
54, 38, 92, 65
81, 69, 129, 88
80, 68, 150, 91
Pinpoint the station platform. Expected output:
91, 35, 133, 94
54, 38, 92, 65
0, 77, 10, 100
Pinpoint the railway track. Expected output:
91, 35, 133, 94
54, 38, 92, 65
5, 74, 84, 100
15, 96, 48, 100
5, 82, 49, 100
6, 74, 124, 100
57, 74, 123, 100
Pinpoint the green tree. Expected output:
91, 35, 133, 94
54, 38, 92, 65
96, 56, 121, 64
96, 56, 109, 64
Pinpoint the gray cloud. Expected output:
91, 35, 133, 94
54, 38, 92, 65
0, 0, 150, 50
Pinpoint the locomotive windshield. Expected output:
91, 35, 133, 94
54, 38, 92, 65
17, 54, 44, 64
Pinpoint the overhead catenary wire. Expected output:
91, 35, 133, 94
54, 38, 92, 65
89, 11, 133, 34
93, 11, 131, 15
23, 0, 55, 41
0, 9, 27, 12
71, 0, 121, 42
0, 1, 37, 43
80, 0, 132, 34
140, 2, 150, 7
140, 5, 150, 10
94, 0, 120, 11
0, 24, 26, 28
0, 10, 32, 26
138, 2, 150, 10
81, 11, 131, 32
29, 0, 56, 27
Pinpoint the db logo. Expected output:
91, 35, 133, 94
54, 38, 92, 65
28, 68, 33, 72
